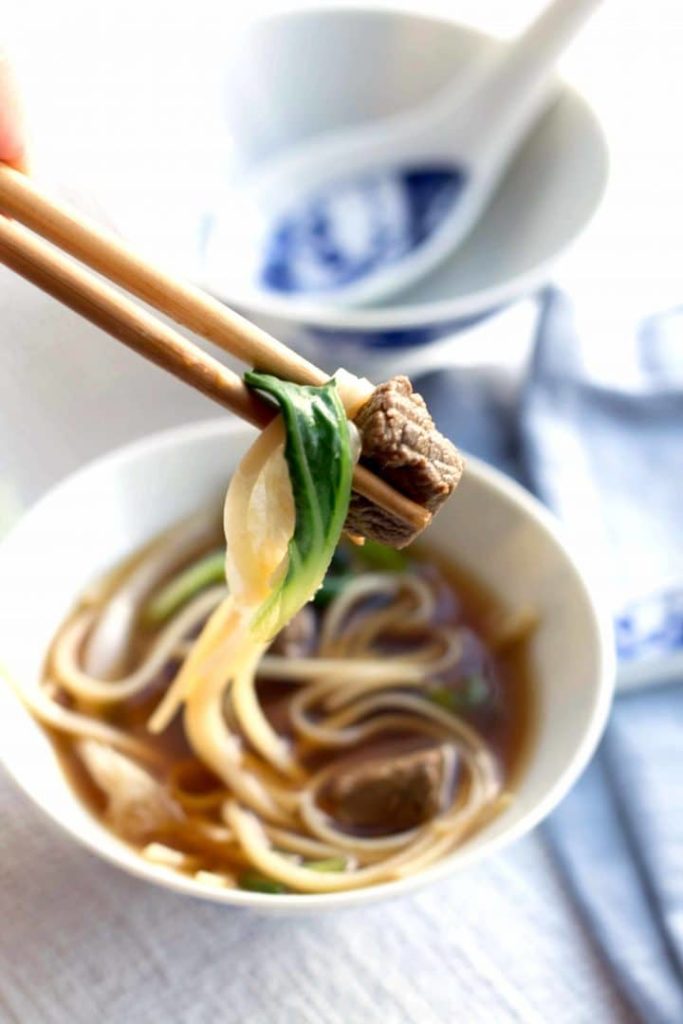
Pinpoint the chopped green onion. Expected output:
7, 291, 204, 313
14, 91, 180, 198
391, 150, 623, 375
238, 870, 288, 894
244, 372, 353, 642
304, 856, 347, 873
143, 550, 226, 626
429, 687, 457, 711
357, 539, 409, 573
461, 674, 490, 705
429, 675, 490, 712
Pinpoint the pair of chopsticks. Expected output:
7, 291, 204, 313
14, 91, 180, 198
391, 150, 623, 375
0, 165, 429, 533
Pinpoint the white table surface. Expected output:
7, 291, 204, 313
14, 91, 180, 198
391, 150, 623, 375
2, 1, 679, 1020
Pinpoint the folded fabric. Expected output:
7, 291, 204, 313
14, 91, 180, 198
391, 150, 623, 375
545, 687, 683, 1024
417, 288, 683, 1023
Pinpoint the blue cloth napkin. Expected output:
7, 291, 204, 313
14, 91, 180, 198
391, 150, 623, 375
417, 288, 683, 1023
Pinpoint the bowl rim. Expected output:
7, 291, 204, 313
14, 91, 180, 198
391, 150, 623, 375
202, 3, 610, 332
0, 417, 615, 912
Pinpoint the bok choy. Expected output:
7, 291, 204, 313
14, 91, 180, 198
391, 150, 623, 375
243, 372, 353, 641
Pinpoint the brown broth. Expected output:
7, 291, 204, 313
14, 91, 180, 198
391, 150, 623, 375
415, 547, 536, 790
44, 534, 536, 863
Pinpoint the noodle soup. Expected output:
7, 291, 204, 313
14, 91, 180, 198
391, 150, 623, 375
39, 508, 535, 895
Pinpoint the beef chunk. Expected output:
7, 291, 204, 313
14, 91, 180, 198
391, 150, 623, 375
324, 745, 454, 834
269, 605, 317, 658
345, 376, 464, 547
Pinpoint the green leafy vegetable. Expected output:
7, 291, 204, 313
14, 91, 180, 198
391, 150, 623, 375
429, 675, 490, 712
314, 547, 353, 607
314, 538, 410, 610
244, 371, 353, 641
143, 550, 226, 626
238, 870, 288, 894
303, 856, 347, 873
357, 539, 409, 573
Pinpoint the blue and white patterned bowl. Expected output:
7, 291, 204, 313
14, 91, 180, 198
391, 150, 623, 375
112, 6, 609, 376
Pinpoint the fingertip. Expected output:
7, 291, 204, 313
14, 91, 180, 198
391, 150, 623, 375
0, 49, 28, 171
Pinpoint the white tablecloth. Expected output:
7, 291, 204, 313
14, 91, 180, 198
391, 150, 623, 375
1, 775, 633, 1024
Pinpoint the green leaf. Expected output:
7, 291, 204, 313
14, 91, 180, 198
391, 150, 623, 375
142, 550, 226, 626
313, 572, 353, 608
238, 870, 288, 894
244, 372, 353, 641
313, 547, 354, 607
429, 675, 490, 712
357, 539, 409, 573
429, 687, 457, 712
303, 856, 347, 873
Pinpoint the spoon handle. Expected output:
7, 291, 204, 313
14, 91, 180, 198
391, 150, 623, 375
437, 0, 604, 166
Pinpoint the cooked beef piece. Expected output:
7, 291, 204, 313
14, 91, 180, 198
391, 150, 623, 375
324, 745, 454, 834
269, 605, 317, 658
345, 376, 464, 547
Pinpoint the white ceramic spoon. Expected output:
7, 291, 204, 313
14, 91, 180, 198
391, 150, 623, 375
229, 0, 603, 307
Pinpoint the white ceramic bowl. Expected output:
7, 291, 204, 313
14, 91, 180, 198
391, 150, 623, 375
0, 419, 614, 913
110, 6, 608, 373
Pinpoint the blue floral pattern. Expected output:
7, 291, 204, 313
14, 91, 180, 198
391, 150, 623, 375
616, 589, 683, 661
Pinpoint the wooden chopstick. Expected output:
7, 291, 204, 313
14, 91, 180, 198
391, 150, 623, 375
0, 213, 430, 532
0, 165, 324, 386
0, 216, 275, 429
